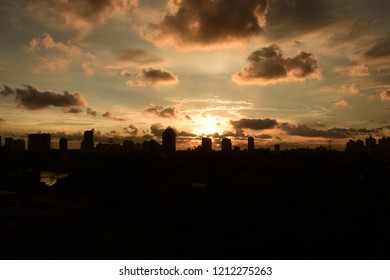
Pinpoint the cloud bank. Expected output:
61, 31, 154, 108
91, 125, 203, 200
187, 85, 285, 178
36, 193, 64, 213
127, 68, 178, 87
1, 84, 86, 110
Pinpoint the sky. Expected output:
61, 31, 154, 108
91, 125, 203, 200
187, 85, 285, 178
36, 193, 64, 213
0, 0, 389, 150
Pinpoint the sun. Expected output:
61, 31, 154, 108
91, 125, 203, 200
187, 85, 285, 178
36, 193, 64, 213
193, 115, 224, 136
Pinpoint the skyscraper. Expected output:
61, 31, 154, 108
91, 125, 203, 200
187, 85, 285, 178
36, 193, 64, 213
81, 130, 94, 150
248, 136, 254, 152
59, 138, 68, 152
162, 126, 176, 154
221, 138, 232, 152
202, 137, 212, 152
28, 133, 51, 152
4, 137, 13, 151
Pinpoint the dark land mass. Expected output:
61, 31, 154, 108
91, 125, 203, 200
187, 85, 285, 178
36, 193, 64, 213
0, 150, 389, 259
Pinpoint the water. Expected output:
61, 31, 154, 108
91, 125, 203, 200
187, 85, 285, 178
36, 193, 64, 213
40, 171, 68, 186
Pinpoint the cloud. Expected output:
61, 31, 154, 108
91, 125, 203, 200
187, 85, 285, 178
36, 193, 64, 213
123, 124, 138, 136
0, 118, 4, 122
87, 107, 97, 116
64, 107, 83, 114
232, 45, 321, 85
256, 134, 273, 139
143, 0, 268, 49
150, 123, 195, 137
144, 104, 179, 118
335, 99, 352, 108
230, 118, 278, 130
1, 84, 87, 110
380, 89, 390, 101
25, 33, 82, 55
117, 48, 164, 65
364, 37, 390, 58
333, 64, 369, 77
127, 68, 178, 87
150, 123, 165, 136
26, 0, 134, 34
279, 124, 374, 139
82, 63, 96, 76
327, 18, 374, 46
36, 57, 72, 72
102, 111, 126, 121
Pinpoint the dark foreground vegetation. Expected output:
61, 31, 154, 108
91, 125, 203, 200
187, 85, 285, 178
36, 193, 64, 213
0, 150, 389, 259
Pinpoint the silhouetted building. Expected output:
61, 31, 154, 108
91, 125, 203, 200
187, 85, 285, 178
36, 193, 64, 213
123, 140, 135, 152
81, 130, 94, 150
162, 126, 176, 154
346, 139, 367, 153
378, 137, 390, 153
233, 145, 240, 152
202, 137, 212, 152
275, 144, 280, 152
4, 137, 13, 151
28, 134, 51, 153
59, 138, 68, 152
365, 136, 377, 153
0, 136, 1, 147
134, 143, 142, 153
13, 139, 25, 151
248, 136, 254, 152
221, 138, 232, 152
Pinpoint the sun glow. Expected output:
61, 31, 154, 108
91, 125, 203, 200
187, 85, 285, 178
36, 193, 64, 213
193, 115, 224, 136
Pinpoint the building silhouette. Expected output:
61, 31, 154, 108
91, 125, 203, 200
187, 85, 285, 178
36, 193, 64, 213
378, 137, 390, 153
275, 144, 280, 152
81, 130, 94, 150
28, 133, 51, 153
4, 137, 13, 151
162, 127, 176, 154
365, 136, 377, 153
202, 137, 212, 152
248, 136, 254, 152
13, 139, 25, 151
0, 136, 1, 148
221, 138, 232, 152
59, 138, 68, 152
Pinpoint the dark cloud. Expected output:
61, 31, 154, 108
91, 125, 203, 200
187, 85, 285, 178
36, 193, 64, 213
364, 37, 390, 58
1, 84, 86, 110
0, 118, 4, 122
123, 124, 138, 136
102, 111, 126, 121
232, 45, 321, 85
230, 118, 278, 130
279, 124, 377, 139
150, 123, 164, 136
117, 48, 163, 65
144, 104, 179, 118
86, 107, 97, 116
145, 0, 268, 48
265, 0, 339, 39
64, 107, 83, 114
127, 68, 178, 87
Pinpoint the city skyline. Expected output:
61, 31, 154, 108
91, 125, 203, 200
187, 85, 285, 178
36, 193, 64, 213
1, 1, 389, 150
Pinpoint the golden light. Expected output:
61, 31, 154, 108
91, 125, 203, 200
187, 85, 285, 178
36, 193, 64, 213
193, 114, 224, 136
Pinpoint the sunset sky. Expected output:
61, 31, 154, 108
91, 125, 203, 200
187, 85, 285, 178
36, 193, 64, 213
0, 0, 389, 150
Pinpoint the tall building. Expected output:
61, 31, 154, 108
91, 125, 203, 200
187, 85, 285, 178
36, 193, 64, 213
248, 136, 254, 152
13, 139, 25, 151
162, 126, 176, 154
365, 136, 377, 153
4, 137, 13, 151
274, 144, 280, 152
81, 130, 94, 150
0, 136, 2, 147
221, 138, 232, 152
59, 138, 68, 152
28, 134, 51, 152
202, 137, 212, 152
